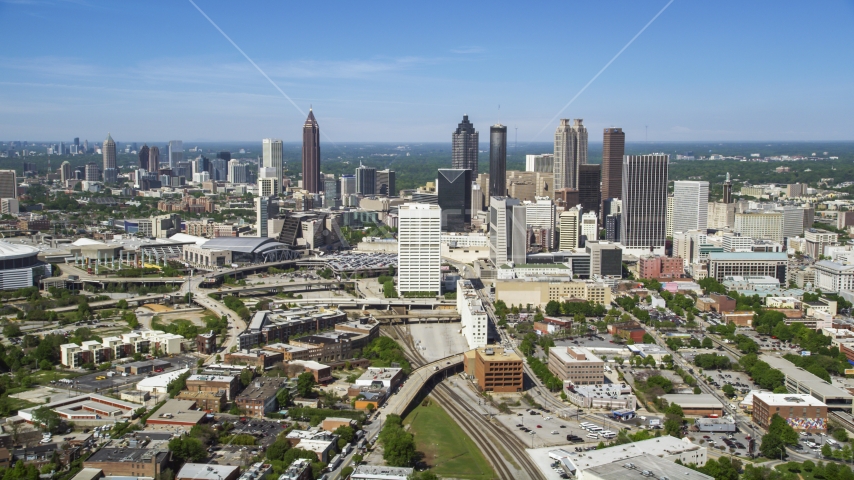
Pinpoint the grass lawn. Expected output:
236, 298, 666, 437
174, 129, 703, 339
404, 401, 495, 480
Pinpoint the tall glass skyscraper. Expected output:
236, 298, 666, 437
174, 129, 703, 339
488, 124, 507, 199
452, 115, 478, 172
620, 154, 669, 249
601, 128, 625, 202
437, 169, 472, 232
356, 163, 376, 195
554, 119, 587, 190
263, 138, 283, 186
302, 109, 321, 193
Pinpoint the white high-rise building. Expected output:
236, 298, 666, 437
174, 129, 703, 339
559, 208, 580, 250
672, 181, 709, 235
525, 154, 554, 173
471, 182, 483, 214
734, 211, 784, 243
262, 138, 283, 183
553, 119, 587, 190
259, 177, 279, 197
666, 196, 674, 238
581, 211, 598, 241
524, 197, 556, 249
168, 140, 183, 168
228, 160, 247, 184
398, 203, 441, 295
489, 197, 526, 266
457, 279, 488, 349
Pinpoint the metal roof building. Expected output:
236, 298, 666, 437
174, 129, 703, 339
199, 237, 298, 263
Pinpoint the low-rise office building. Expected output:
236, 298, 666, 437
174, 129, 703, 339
83, 449, 170, 478
185, 374, 240, 401
462, 347, 523, 393
235, 379, 285, 417
176, 463, 240, 480
176, 390, 228, 413
237, 307, 348, 350
224, 349, 284, 369
548, 347, 604, 386
457, 279, 488, 349
661, 394, 724, 417
760, 355, 854, 413
565, 383, 636, 410
494, 279, 612, 309
752, 392, 828, 432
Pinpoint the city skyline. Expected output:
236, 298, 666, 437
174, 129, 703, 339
1, 2, 852, 142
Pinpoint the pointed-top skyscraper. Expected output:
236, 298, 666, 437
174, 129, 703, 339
452, 114, 478, 172
302, 109, 321, 193
722, 172, 733, 204
139, 144, 150, 171
103, 133, 117, 183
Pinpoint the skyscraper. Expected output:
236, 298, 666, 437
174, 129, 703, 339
102, 133, 117, 183
601, 127, 625, 203
553, 119, 588, 190
398, 203, 441, 295
0, 170, 17, 199
168, 140, 183, 168
148, 146, 160, 173
525, 154, 554, 173
620, 154, 669, 250
489, 197, 526, 266
263, 138, 283, 186
228, 160, 247, 184
139, 144, 150, 171
376, 169, 396, 196
60, 161, 71, 184
211, 158, 227, 181
672, 181, 709, 235
302, 109, 321, 193
452, 114, 478, 172
355, 163, 376, 195
488, 125, 507, 199
722, 172, 733, 204
559, 208, 580, 250
323, 174, 339, 208
256, 196, 272, 237
578, 164, 601, 215
437, 169, 472, 232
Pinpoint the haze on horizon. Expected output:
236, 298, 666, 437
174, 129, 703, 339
1, 1, 852, 143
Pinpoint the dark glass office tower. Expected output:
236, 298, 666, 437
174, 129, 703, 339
489, 124, 507, 199
376, 169, 396, 196
302, 109, 321, 193
602, 127, 625, 201
356, 163, 376, 195
216, 151, 232, 162
437, 169, 472, 232
620, 154, 669, 248
579, 164, 601, 215
139, 144, 150, 171
452, 115, 479, 172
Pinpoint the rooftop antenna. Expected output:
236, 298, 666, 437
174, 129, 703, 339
498, 105, 501, 125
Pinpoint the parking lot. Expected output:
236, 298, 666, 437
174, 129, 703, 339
705, 370, 757, 399
553, 332, 622, 350
693, 430, 755, 457
73, 354, 199, 393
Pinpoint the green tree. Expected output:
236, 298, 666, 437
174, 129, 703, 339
701, 337, 713, 348
642, 333, 655, 344
168, 436, 207, 462
276, 388, 291, 409
722, 384, 736, 397
240, 368, 253, 388
297, 372, 316, 398
31, 406, 61, 434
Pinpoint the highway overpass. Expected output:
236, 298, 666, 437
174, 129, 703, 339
378, 353, 464, 419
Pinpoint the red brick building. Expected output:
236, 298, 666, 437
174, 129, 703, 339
638, 255, 684, 279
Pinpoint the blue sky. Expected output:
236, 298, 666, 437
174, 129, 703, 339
1, 0, 853, 143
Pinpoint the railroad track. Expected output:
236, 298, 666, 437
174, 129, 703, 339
386, 324, 544, 479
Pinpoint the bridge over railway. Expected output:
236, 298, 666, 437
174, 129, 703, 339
376, 353, 464, 418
